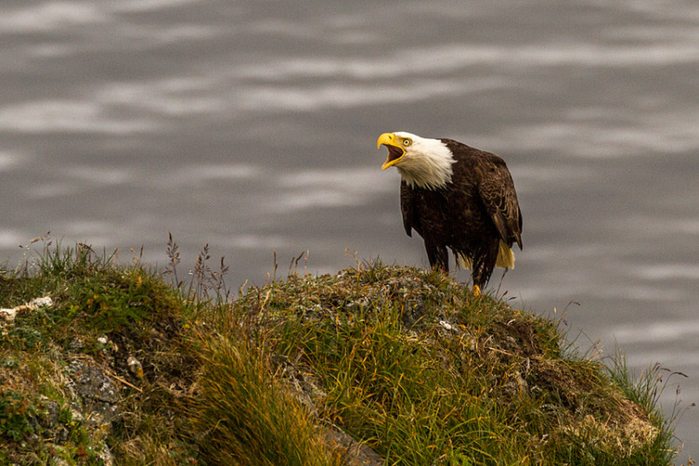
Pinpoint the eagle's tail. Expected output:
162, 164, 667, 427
455, 241, 515, 271
455, 253, 472, 270
495, 240, 515, 269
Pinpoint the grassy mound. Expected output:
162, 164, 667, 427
0, 242, 688, 465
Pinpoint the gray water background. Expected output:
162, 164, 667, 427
0, 1, 697, 461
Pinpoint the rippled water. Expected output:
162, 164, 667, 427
1, 0, 698, 459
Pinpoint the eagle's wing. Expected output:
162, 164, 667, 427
478, 158, 523, 249
400, 180, 417, 237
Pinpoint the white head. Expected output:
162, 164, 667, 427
377, 131, 456, 190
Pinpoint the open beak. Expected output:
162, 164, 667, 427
377, 133, 405, 170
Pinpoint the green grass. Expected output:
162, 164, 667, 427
0, 239, 692, 465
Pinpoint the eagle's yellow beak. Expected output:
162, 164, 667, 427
377, 133, 405, 170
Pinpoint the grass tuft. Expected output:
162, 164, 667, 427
191, 333, 342, 465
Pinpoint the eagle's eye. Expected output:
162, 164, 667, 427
403, 138, 412, 147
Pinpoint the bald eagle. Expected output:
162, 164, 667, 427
378, 131, 522, 294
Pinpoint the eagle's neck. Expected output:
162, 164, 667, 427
397, 138, 455, 190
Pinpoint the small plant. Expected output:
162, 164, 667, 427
163, 233, 231, 301
6, 326, 43, 350
0, 390, 36, 442
163, 232, 183, 289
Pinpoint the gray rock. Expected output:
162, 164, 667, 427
67, 360, 121, 425
323, 424, 383, 466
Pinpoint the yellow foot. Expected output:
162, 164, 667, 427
472, 285, 481, 297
